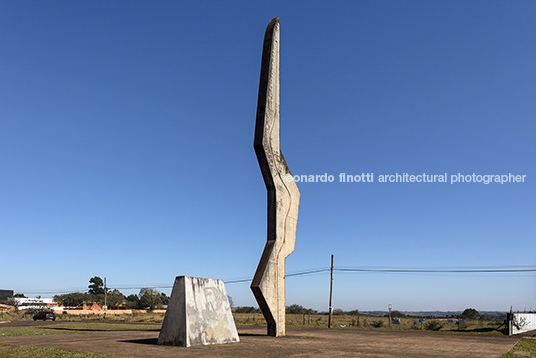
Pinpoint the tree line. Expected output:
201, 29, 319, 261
234, 304, 359, 315
53, 276, 169, 310
235, 304, 485, 320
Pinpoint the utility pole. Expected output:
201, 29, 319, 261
328, 254, 334, 328
388, 304, 392, 329
104, 277, 107, 319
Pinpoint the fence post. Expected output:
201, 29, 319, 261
506, 312, 512, 335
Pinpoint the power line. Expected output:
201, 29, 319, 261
223, 278, 251, 284
223, 265, 536, 285
286, 268, 330, 277
336, 267, 536, 273
19, 264, 536, 295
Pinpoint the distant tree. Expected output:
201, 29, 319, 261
160, 292, 169, 306
54, 292, 88, 308
347, 309, 360, 316
462, 308, 481, 320
234, 306, 261, 313
125, 294, 141, 309
286, 304, 317, 314
6, 297, 21, 311
88, 276, 105, 295
106, 289, 125, 309
13, 293, 26, 298
138, 288, 162, 310
227, 295, 233, 307
332, 308, 345, 315
286, 304, 307, 314
391, 310, 406, 318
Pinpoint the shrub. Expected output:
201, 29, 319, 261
371, 320, 384, 328
286, 304, 317, 314
462, 308, 481, 320
390, 310, 406, 318
234, 306, 260, 314
425, 320, 443, 331
24, 308, 45, 316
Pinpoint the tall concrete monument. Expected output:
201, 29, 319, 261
251, 17, 300, 337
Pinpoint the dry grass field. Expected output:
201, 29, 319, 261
233, 313, 506, 335
2, 310, 505, 335
1, 312, 529, 357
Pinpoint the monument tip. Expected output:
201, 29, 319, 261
269, 17, 280, 26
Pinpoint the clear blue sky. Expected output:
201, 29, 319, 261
1, 1, 535, 312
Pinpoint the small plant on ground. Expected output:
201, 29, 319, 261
425, 320, 443, 331
370, 320, 384, 328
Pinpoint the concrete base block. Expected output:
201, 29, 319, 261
157, 276, 239, 347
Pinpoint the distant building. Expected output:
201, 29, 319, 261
14, 297, 62, 311
0, 290, 13, 304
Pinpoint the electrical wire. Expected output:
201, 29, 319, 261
19, 264, 536, 295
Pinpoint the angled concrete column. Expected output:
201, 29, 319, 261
158, 276, 239, 347
251, 17, 300, 337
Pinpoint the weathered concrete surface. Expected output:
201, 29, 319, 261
158, 276, 239, 347
251, 17, 300, 337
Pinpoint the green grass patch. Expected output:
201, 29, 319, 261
514, 338, 536, 354
0, 346, 133, 358
443, 327, 503, 335
0, 311, 165, 324
0, 326, 85, 337
501, 338, 536, 358
0, 323, 160, 337
46, 323, 160, 332
500, 353, 519, 358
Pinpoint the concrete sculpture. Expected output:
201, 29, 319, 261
158, 276, 239, 347
251, 17, 300, 337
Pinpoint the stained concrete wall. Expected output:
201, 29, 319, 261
157, 276, 239, 347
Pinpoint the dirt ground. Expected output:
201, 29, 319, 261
0, 323, 520, 358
